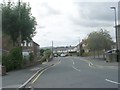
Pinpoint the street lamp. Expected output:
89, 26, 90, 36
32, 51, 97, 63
110, 6, 119, 62
79, 39, 80, 56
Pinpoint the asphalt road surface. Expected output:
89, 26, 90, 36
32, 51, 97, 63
31, 57, 119, 88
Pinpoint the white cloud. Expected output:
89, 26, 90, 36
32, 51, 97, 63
2, 0, 118, 47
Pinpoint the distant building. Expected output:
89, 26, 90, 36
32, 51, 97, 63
53, 46, 76, 54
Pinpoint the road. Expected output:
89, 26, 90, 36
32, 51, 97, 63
31, 56, 118, 88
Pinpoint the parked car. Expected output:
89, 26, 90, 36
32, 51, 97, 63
54, 53, 58, 57
104, 49, 117, 60
105, 49, 117, 54
60, 53, 67, 57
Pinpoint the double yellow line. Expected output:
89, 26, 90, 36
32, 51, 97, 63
31, 60, 61, 84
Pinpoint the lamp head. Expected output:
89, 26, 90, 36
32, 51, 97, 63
110, 7, 116, 9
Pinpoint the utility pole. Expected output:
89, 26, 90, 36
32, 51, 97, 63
52, 41, 53, 58
110, 6, 119, 62
18, 0, 22, 46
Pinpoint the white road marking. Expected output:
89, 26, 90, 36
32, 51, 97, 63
72, 60, 75, 65
88, 62, 93, 67
72, 66, 81, 72
71, 60, 81, 72
42, 62, 47, 64
30, 67, 40, 71
105, 79, 120, 84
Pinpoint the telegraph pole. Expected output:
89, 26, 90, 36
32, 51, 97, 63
18, 0, 22, 46
52, 41, 53, 58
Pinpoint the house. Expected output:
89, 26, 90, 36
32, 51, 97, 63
76, 39, 90, 54
32, 41, 40, 57
21, 40, 40, 59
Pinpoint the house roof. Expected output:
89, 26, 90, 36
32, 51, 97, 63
33, 41, 40, 46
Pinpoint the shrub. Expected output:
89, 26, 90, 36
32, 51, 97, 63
40, 49, 44, 56
2, 54, 14, 72
44, 49, 52, 60
9, 47, 23, 70
2, 47, 23, 71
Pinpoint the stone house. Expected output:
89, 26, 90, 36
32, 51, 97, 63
21, 40, 40, 60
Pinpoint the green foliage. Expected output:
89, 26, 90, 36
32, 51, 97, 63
2, 47, 23, 71
10, 47, 23, 69
2, 2, 37, 46
44, 49, 52, 59
2, 54, 14, 72
29, 52, 34, 61
86, 29, 113, 51
40, 49, 44, 56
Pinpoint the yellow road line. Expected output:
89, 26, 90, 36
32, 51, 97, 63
31, 60, 61, 84
32, 69, 46, 84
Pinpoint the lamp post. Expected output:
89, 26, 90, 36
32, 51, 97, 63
110, 6, 119, 62
79, 39, 80, 56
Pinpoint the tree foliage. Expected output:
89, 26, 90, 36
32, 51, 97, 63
2, 47, 23, 71
40, 49, 45, 56
44, 49, 52, 59
86, 29, 113, 51
2, 2, 37, 46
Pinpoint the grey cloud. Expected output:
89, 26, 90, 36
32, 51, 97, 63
71, 2, 118, 27
70, 16, 113, 27
41, 2, 61, 16
78, 2, 118, 21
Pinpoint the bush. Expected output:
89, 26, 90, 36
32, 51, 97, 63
2, 47, 23, 71
40, 49, 44, 56
9, 47, 23, 70
2, 54, 14, 72
44, 49, 52, 60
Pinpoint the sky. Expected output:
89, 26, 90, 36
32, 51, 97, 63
1, 0, 120, 47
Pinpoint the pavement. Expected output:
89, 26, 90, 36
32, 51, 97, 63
82, 56, 118, 67
2, 58, 59, 88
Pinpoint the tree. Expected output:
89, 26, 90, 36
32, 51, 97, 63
2, 2, 37, 46
40, 49, 45, 56
85, 29, 113, 58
